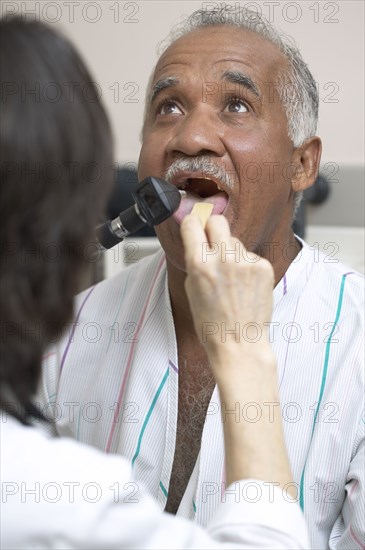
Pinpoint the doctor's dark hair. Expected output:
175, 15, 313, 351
0, 18, 114, 423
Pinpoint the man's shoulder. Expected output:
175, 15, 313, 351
300, 239, 364, 297
284, 239, 364, 332
295, 241, 365, 350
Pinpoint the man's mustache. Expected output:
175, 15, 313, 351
164, 157, 235, 190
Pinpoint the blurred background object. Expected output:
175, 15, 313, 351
293, 174, 331, 239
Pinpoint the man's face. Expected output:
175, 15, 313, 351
138, 25, 297, 270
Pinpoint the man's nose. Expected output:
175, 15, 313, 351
166, 107, 225, 157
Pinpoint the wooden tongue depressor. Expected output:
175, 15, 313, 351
191, 202, 214, 227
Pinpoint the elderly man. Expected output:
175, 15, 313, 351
39, 7, 364, 549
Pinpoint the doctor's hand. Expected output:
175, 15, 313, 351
180, 214, 294, 494
180, 214, 276, 380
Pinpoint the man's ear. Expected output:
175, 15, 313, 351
291, 136, 322, 192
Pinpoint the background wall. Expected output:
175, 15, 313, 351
2, 0, 364, 271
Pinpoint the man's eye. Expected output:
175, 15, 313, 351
224, 99, 248, 113
157, 101, 183, 115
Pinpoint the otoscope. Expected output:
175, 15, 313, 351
96, 177, 184, 250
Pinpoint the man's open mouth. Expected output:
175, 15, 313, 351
171, 175, 229, 225
176, 176, 224, 196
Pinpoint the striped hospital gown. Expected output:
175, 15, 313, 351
38, 240, 365, 549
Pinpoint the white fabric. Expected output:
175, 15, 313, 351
0, 416, 309, 549
36, 240, 365, 549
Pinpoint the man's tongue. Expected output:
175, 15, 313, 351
173, 190, 228, 225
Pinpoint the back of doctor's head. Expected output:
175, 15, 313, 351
0, 18, 114, 423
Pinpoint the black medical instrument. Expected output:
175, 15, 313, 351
96, 177, 183, 249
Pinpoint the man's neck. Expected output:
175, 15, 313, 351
261, 229, 302, 287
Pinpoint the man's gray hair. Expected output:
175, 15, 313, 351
158, 6, 319, 149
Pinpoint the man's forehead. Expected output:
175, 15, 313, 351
153, 26, 285, 85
